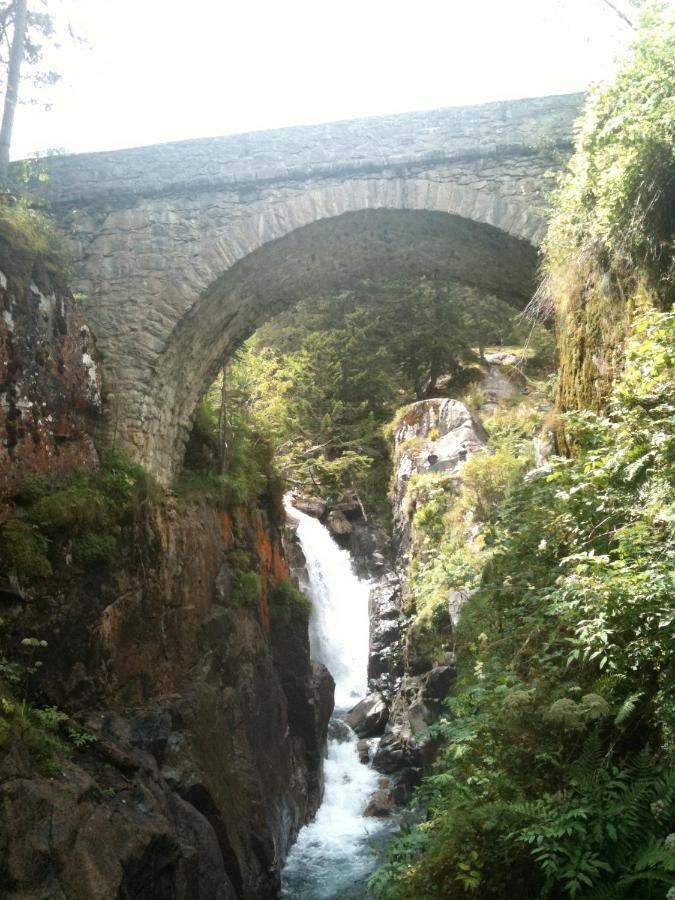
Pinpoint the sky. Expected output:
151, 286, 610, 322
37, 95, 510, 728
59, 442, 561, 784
10, 0, 640, 159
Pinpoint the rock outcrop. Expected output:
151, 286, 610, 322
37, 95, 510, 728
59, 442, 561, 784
0, 499, 334, 899
0, 223, 101, 503
390, 398, 487, 551
365, 397, 487, 799
0, 230, 333, 899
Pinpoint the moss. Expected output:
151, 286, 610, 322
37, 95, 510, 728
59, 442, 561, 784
270, 578, 311, 623
0, 199, 71, 272
0, 450, 158, 585
231, 570, 261, 608
0, 520, 52, 581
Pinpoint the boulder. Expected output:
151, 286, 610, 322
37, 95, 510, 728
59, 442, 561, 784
326, 509, 353, 535
364, 778, 396, 818
292, 496, 327, 519
328, 717, 353, 744
356, 739, 371, 764
372, 732, 421, 775
407, 699, 431, 735
344, 692, 389, 738
422, 666, 456, 706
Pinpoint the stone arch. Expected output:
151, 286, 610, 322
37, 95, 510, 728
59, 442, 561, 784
121, 181, 540, 479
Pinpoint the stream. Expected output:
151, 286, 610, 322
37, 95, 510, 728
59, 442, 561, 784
281, 503, 387, 899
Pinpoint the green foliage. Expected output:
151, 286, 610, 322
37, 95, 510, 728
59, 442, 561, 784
372, 309, 675, 898
180, 381, 285, 521
544, 7, 674, 304
537, 8, 674, 415
0, 449, 158, 585
0, 695, 95, 772
269, 578, 311, 623
231, 570, 261, 608
0, 519, 51, 580
220, 278, 524, 516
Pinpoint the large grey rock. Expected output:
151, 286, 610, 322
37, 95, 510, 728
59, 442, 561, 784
364, 778, 396, 818
391, 398, 487, 542
422, 666, 456, 705
292, 496, 327, 519
344, 692, 389, 738
326, 509, 353, 536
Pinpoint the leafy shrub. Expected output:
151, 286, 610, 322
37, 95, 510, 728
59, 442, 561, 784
372, 308, 675, 898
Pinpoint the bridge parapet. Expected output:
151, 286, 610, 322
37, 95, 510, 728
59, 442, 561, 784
25, 93, 581, 207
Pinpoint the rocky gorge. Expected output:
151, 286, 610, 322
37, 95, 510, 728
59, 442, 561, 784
291, 357, 525, 820
0, 225, 333, 899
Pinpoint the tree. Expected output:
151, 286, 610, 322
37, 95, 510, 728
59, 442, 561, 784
0, 0, 63, 177
0, 0, 26, 175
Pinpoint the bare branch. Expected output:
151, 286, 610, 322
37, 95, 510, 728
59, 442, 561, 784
599, 0, 635, 29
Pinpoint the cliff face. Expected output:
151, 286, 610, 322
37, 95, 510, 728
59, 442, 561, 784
1, 501, 332, 899
0, 224, 101, 503
0, 231, 333, 899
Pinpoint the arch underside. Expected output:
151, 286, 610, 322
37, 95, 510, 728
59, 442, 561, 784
139, 208, 538, 478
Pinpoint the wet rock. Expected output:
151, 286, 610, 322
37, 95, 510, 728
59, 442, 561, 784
326, 508, 353, 535
372, 732, 421, 775
367, 574, 405, 694
292, 496, 327, 519
356, 739, 371, 764
422, 666, 456, 706
344, 692, 389, 738
328, 717, 353, 744
364, 778, 396, 818
330, 491, 362, 520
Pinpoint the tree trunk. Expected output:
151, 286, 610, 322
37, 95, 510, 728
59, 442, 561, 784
218, 370, 229, 473
0, 0, 28, 179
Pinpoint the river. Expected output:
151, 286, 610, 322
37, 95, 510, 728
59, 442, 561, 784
281, 503, 386, 899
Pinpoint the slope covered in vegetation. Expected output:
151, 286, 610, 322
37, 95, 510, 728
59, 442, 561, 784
190, 279, 545, 520
371, 10, 674, 899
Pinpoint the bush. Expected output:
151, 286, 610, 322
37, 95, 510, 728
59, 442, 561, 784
372, 309, 675, 899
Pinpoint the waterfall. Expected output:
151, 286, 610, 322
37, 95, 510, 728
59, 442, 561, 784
281, 502, 385, 899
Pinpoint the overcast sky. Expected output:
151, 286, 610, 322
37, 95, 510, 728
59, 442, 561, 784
11, 0, 640, 159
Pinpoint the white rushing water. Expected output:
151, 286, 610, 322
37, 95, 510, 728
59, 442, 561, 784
282, 502, 385, 899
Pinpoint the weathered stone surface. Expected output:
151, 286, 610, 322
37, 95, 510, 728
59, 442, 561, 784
292, 496, 327, 519
356, 739, 371, 765
391, 397, 487, 548
325, 508, 352, 536
364, 778, 396, 818
0, 227, 101, 500
368, 573, 406, 695
0, 732, 238, 900
18, 94, 581, 482
422, 666, 456, 705
0, 498, 332, 898
344, 692, 389, 738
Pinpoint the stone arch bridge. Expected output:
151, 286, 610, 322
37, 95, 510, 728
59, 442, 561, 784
30, 93, 582, 481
